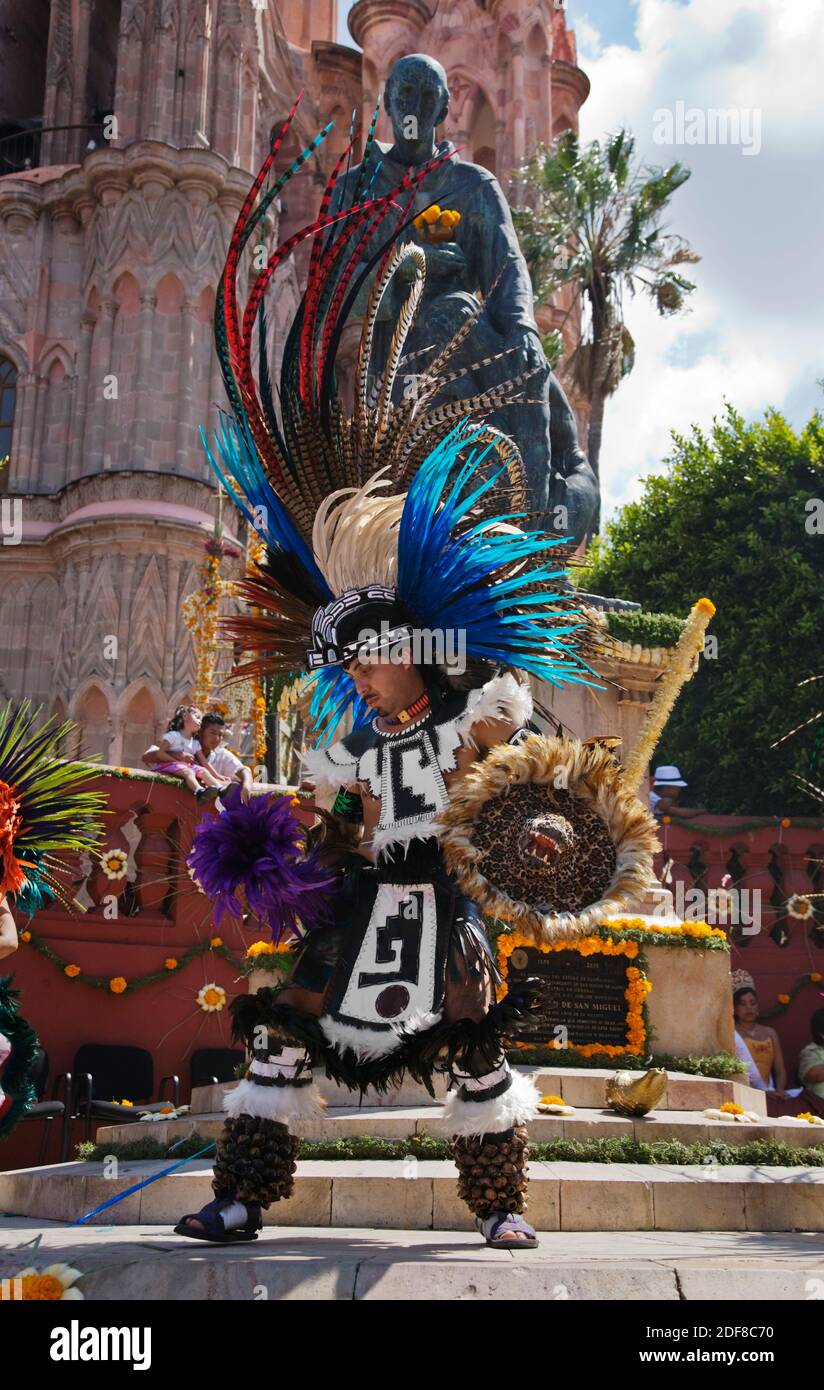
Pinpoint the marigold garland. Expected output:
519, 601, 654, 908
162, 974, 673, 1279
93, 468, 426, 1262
181, 547, 232, 710
17, 927, 244, 994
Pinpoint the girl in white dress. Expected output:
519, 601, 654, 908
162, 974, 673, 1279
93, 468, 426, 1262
154, 706, 228, 796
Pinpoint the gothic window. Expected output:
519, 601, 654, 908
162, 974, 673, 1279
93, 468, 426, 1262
0, 357, 17, 490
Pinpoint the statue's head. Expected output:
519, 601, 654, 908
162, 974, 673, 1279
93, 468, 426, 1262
384, 55, 449, 153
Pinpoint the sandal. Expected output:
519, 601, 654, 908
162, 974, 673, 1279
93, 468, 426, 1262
477, 1210, 539, 1249
173, 1196, 262, 1244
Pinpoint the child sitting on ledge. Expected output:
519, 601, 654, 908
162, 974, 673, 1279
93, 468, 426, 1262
152, 705, 229, 797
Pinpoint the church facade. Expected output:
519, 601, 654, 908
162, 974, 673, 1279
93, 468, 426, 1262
0, 0, 589, 764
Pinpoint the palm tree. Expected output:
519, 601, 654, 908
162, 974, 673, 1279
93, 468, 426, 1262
513, 129, 699, 532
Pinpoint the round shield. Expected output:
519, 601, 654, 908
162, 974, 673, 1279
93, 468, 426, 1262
437, 733, 660, 943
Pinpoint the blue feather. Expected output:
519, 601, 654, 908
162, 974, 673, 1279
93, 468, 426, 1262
396, 423, 599, 689
201, 416, 332, 601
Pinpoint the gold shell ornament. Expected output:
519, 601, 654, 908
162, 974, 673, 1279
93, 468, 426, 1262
605, 1068, 668, 1116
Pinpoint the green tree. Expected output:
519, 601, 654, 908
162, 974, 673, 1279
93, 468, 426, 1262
579, 405, 824, 816
513, 130, 699, 529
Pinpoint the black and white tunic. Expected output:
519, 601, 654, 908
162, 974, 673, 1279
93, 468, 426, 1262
298, 674, 532, 1062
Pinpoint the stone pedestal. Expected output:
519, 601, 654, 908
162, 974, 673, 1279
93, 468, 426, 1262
623, 880, 735, 1058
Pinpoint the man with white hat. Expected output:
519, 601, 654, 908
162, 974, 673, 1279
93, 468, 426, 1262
649, 764, 688, 816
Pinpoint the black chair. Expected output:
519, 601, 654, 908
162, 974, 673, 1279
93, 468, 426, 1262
20, 1048, 73, 1163
190, 1048, 245, 1089
71, 1044, 180, 1141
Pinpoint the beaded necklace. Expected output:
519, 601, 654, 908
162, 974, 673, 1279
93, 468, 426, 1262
374, 690, 431, 736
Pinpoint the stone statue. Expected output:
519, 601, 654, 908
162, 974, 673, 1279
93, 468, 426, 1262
330, 54, 599, 545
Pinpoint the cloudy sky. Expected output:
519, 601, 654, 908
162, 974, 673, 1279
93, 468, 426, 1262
338, 0, 823, 520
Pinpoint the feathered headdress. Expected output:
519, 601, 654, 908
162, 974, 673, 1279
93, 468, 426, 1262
204, 95, 594, 739
0, 703, 105, 914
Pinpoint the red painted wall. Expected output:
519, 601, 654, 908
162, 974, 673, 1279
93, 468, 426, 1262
654, 814, 824, 1078
1, 774, 311, 1171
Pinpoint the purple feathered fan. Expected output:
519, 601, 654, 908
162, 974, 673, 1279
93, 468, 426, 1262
187, 785, 336, 943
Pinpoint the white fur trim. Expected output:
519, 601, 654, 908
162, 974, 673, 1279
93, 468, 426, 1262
371, 819, 445, 854
300, 743, 359, 794
390, 1008, 442, 1038
454, 673, 533, 748
319, 1015, 403, 1060
319, 1008, 442, 1059
437, 1068, 540, 1137
223, 1079, 327, 1124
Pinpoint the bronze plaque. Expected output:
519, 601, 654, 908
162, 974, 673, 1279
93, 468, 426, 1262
504, 944, 632, 1048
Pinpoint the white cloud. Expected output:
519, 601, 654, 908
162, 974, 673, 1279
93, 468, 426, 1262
573, 0, 824, 520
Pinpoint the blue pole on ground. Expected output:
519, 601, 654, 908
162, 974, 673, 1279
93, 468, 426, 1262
69, 1142, 217, 1226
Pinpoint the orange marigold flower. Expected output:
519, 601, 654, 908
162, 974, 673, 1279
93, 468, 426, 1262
164, 958, 178, 971
109, 976, 127, 994
777, 993, 791, 1005
64, 964, 81, 978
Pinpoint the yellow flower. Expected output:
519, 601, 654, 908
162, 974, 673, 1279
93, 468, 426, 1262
109, 976, 127, 994
719, 1101, 744, 1115
787, 894, 813, 920
210, 936, 223, 948
197, 982, 227, 1012
164, 958, 178, 971
64, 964, 81, 979
777, 993, 791, 1005
421, 204, 442, 224
696, 597, 716, 616
20, 930, 31, 943
0, 1263, 84, 1300
539, 1094, 565, 1107
119, 1099, 134, 1107
100, 848, 129, 881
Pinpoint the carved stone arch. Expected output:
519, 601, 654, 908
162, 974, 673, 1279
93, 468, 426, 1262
69, 675, 116, 719
156, 0, 181, 34
127, 554, 167, 687
185, 0, 212, 42
115, 675, 167, 719
120, 0, 149, 41
0, 339, 27, 375
69, 676, 116, 760
0, 577, 29, 700
116, 676, 167, 766
526, 17, 549, 59
167, 683, 196, 721
76, 558, 121, 684
25, 574, 61, 699
154, 270, 185, 313
35, 341, 75, 380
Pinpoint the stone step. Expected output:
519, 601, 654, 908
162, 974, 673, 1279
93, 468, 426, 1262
190, 1066, 767, 1116
94, 1103, 824, 1150
3, 1216, 823, 1301
3, 1157, 824, 1232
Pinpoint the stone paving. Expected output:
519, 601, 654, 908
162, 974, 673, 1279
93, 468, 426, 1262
1, 1217, 823, 1301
